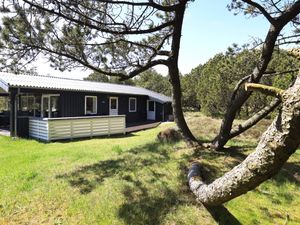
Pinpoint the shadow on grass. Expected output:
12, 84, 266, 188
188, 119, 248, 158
57, 141, 242, 225
180, 153, 242, 225
56, 142, 170, 194
211, 146, 299, 183
253, 161, 300, 206
273, 162, 300, 185
54, 133, 137, 144
192, 144, 251, 160
206, 205, 242, 225
57, 141, 191, 224
119, 184, 183, 225
191, 146, 250, 183
195, 146, 300, 218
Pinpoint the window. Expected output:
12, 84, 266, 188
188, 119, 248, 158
148, 101, 155, 112
129, 97, 137, 112
50, 96, 59, 117
20, 94, 35, 116
0, 97, 9, 113
34, 96, 41, 117
20, 95, 35, 111
85, 96, 97, 114
41, 94, 60, 118
110, 98, 117, 109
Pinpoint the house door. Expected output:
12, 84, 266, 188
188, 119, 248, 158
109, 97, 118, 115
41, 95, 59, 118
147, 100, 155, 120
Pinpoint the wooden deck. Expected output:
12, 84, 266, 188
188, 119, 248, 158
29, 115, 126, 141
0, 121, 162, 138
125, 121, 161, 133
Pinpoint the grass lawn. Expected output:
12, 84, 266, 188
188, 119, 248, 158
0, 115, 299, 224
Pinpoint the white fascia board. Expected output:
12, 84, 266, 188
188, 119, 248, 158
149, 96, 165, 104
0, 79, 9, 93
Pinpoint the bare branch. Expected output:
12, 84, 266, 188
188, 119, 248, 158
229, 98, 281, 139
245, 82, 284, 98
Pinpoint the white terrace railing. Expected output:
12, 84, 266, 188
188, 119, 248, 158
29, 115, 126, 141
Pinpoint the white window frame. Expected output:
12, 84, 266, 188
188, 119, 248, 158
20, 94, 35, 112
41, 94, 60, 118
128, 97, 137, 112
85, 96, 97, 115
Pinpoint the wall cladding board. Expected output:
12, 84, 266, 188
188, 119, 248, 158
29, 116, 126, 141
97, 94, 109, 115
60, 92, 85, 117
155, 102, 163, 121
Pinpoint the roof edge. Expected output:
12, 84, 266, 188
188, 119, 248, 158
0, 78, 9, 93
0, 72, 172, 102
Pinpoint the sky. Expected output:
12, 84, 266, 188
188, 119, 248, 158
36, 0, 270, 79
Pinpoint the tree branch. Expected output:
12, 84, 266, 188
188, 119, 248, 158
189, 74, 300, 206
230, 69, 299, 103
97, 0, 179, 12
245, 82, 284, 98
46, 44, 167, 79
23, 0, 175, 35
242, 0, 275, 24
229, 98, 281, 139
276, 0, 300, 26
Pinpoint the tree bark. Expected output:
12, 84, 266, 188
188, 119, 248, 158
168, 0, 199, 145
212, 2, 300, 150
212, 24, 280, 150
169, 66, 199, 145
188, 75, 300, 206
229, 98, 281, 139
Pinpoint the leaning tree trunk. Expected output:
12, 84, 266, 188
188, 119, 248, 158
169, 65, 199, 145
168, 0, 199, 145
188, 75, 300, 206
212, 1, 300, 150
212, 24, 280, 150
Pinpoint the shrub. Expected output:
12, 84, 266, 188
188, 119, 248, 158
157, 128, 182, 143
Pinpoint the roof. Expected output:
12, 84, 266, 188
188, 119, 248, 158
0, 72, 172, 103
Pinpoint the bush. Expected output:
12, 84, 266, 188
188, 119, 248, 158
157, 128, 182, 143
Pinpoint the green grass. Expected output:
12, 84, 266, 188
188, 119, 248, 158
0, 115, 299, 224
0, 123, 216, 225
196, 147, 300, 225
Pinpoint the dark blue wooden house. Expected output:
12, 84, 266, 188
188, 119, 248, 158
0, 73, 172, 141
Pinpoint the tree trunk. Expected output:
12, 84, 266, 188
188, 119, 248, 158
168, 0, 199, 145
169, 65, 198, 145
212, 24, 280, 150
212, 1, 300, 150
188, 75, 300, 206
229, 98, 281, 139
